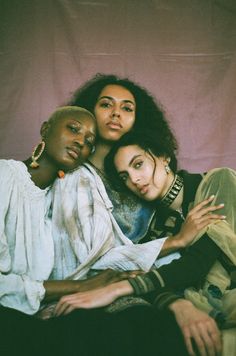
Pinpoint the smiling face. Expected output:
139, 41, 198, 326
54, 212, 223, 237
42, 112, 96, 172
94, 84, 136, 142
114, 144, 174, 201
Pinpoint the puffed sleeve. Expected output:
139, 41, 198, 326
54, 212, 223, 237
0, 161, 45, 314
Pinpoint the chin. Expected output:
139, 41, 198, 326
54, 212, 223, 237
101, 134, 123, 143
100, 129, 123, 141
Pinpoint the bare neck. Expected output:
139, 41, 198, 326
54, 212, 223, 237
23, 158, 58, 189
89, 141, 111, 172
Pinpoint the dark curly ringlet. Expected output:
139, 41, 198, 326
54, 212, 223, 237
104, 129, 178, 192
68, 73, 177, 153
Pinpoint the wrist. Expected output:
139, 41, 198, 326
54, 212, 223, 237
111, 280, 134, 299
171, 233, 186, 249
168, 298, 193, 313
167, 234, 185, 250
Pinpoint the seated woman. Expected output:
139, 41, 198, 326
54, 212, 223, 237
67, 73, 177, 242
54, 129, 236, 355
0, 106, 97, 315
1, 106, 138, 356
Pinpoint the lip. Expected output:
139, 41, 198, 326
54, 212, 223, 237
138, 184, 149, 195
67, 147, 80, 160
106, 121, 122, 130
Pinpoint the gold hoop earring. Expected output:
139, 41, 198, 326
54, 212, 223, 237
30, 141, 45, 168
165, 164, 171, 174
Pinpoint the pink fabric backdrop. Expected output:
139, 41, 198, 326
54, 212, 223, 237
0, 0, 236, 172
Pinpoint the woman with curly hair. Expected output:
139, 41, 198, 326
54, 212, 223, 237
50, 75, 224, 355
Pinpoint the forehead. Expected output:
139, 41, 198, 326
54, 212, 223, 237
98, 84, 135, 102
114, 145, 143, 169
58, 113, 95, 128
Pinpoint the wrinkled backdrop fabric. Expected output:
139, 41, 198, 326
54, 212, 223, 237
0, 0, 236, 172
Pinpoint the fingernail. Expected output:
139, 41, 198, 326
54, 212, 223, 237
210, 195, 215, 199
219, 203, 224, 207
221, 215, 226, 219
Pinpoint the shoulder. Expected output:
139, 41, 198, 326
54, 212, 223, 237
204, 167, 236, 182
62, 164, 103, 191
0, 159, 24, 180
0, 159, 11, 169
195, 167, 236, 197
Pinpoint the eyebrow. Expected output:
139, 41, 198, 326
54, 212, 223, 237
98, 96, 135, 106
71, 119, 96, 136
118, 154, 141, 174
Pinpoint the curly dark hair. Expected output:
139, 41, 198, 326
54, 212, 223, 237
68, 73, 177, 152
104, 129, 178, 192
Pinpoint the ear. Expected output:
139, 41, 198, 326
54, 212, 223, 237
159, 156, 170, 165
40, 121, 50, 139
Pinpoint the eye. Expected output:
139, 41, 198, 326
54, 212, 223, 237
68, 124, 81, 134
99, 101, 112, 108
134, 161, 143, 169
85, 137, 95, 151
122, 105, 134, 113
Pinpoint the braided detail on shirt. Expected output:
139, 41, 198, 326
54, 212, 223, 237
128, 270, 165, 295
153, 291, 181, 310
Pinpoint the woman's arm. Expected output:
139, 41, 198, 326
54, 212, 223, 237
159, 196, 225, 256
129, 234, 221, 295
43, 269, 138, 302
53, 280, 133, 317
52, 234, 221, 317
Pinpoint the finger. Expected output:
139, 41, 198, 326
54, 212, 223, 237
199, 329, 218, 356
54, 301, 68, 317
189, 327, 208, 356
189, 204, 225, 219
197, 321, 221, 356
201, 204, 225, 214
54, 296, 76, 316
62, 304, 76, 316
207, 328, 222, 355
200, 333, 215, 356
184, 335, 195, 356
205, 213, 226, 219
198, 214, 226, 224
197, 215, 226, 229
189, 196, 216, 213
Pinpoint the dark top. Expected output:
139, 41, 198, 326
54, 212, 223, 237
128, 170, 222, 306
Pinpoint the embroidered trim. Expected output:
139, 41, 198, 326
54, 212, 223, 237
152, 269, 165, 288
161, 174, 183, 207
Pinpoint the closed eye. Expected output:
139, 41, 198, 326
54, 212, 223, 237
85, 135, 95, 151
85, 140, 95, 151
68, 124, 81, 134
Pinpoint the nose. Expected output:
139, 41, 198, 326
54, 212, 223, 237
130, 174, 141, 186
74, 132, 85, 147
111, 105, 120, 119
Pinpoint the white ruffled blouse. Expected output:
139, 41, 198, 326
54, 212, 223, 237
0, 160, 178, 315
0, 160, 54, 314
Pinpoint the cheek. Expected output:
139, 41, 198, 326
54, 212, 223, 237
81, 147, 91, 160
94, 107, 107, 124
126, 180, 136, 192
152, 169, 166, 189
143, 164, 155, 181
122, 116, 135, 133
